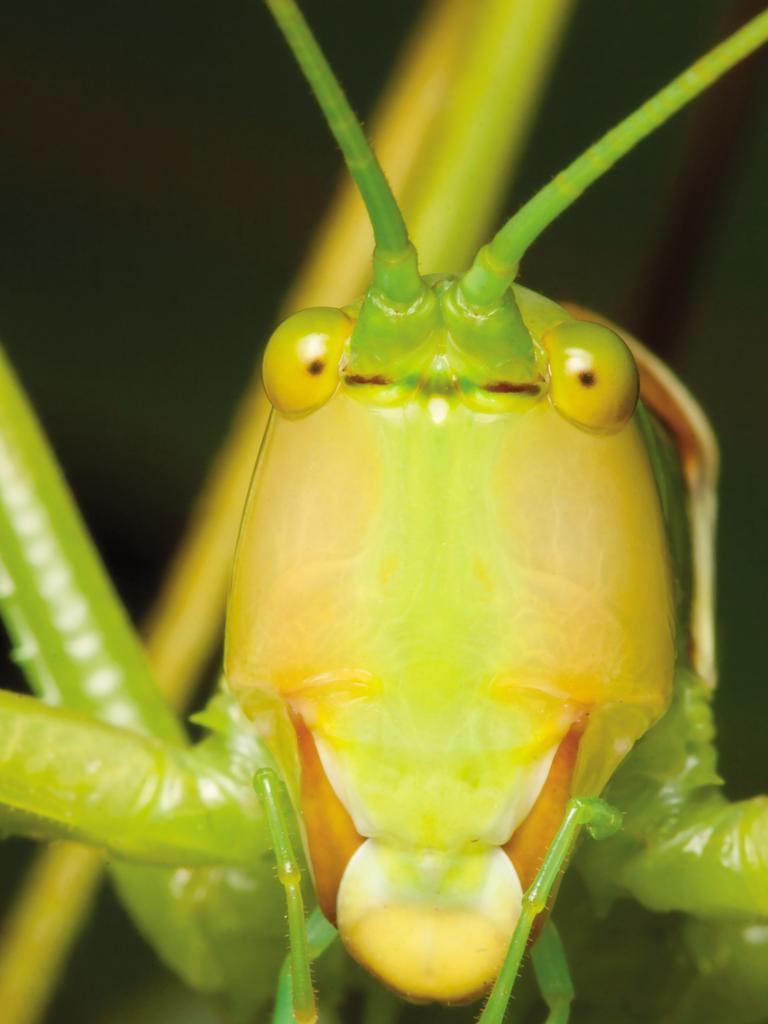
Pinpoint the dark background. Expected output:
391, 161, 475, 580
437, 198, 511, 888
0, 0, 766, 1020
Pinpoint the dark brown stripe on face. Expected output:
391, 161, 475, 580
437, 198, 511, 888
345, 373, 392, 386
483, 380, 541, 395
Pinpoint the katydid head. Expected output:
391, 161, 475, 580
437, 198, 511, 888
229, 349, 675, 998
235, 0, 768, 1010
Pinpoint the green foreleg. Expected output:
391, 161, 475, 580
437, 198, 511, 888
0, 341, 193, 1023
272, 908, 337, 1024
578, 672, 768, 922
531, 921, 574, 1024
255, 767, 317, 1024
479, 797, 621, 1024
614, 794, 768, 920
0, 345, 183, 740
0, 681, 291, 1019
0, 690, 263, 866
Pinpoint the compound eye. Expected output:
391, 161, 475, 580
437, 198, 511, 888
541, 320, 639, 433
263, 307, 354, 416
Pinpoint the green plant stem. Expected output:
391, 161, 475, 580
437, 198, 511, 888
0, 844, 102, 1024
403, 0, 574, 275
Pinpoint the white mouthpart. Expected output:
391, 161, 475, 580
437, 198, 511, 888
337, 839, 522, 1003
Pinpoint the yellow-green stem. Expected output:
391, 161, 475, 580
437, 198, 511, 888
0, 844, 102, 1024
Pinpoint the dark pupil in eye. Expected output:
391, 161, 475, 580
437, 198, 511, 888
307, 359, 325, 376
578, 370, 596, 387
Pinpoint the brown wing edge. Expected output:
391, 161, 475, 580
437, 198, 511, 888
563, 305, 719, 688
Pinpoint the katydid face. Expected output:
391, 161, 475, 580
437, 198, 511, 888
223, 4, 768, 1010
225, 284, 675, 1001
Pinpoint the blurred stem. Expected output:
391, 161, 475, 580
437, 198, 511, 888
403, 0, 575, 275
0, 844, 102, 1024
0, 1, 575, 1021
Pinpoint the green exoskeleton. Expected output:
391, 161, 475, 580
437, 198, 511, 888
1, 2, 768, 1023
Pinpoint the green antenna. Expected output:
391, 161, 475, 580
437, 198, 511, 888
458, 8, 768, 310
265, 0, 425, 308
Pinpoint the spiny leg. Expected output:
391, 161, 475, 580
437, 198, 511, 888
578, 673, 768, 924
531, 920, 574, 1024
479, 797, 621, 1024
255, 767, 317, 1024
0, 689, 264, 865
272, 908, 338, 1024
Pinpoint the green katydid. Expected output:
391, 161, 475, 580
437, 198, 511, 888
0, 2, 767, 1023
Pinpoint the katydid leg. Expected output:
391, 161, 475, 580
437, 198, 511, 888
479, 797, 621, 1024
361, 983, 402, 1024
272, 908, 337, 1024
578, 672, 768, 922
0, 346, 183, 740
0, 689, 263, 866
255, 767, 317, 1024
610, 794, 768, 920
531, 920, 574, 1024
